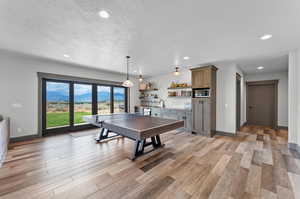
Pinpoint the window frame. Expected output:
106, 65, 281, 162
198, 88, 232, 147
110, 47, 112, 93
40, 74, 129, 136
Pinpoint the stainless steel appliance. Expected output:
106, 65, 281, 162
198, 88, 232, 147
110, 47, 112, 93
193, 88, 210, 98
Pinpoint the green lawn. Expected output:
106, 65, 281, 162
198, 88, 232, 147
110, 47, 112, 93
47, 112, 91, 128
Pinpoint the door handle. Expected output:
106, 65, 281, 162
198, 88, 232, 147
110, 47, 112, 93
248, 106, 253, 109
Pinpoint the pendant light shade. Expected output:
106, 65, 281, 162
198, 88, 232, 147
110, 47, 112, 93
174, 67, 180, 76
122, 56, 134, 88
122, 79, 134, 87
139, 74, 143, 82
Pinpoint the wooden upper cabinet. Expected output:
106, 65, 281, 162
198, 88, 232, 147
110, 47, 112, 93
191, 66, 217, 89
202, 69, 211, 88
192, 70, 203, 88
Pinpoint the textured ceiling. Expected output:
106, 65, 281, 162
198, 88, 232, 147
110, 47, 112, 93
237, 54, 288, 75
0, 0, 299, 76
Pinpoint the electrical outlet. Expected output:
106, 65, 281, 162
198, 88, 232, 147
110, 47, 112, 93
17, 128, 22, 133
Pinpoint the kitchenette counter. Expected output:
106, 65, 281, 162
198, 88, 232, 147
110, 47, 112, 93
135, 106, 191, 112
134, 106, 192, 132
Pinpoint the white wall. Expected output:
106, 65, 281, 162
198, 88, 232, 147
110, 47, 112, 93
236, 66, 247, 128
288, 50, 300, 145
145, 69, 192, 109
236, 66, 246, 128
215, 63, 245, 134
146, 62, 243, 134
244, 72, 288, 127
0, 50, 139, 138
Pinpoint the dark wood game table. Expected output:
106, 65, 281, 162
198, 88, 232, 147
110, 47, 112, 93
83, 113, 184, 160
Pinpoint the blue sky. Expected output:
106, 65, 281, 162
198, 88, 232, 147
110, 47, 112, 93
47, 82, 69, 95
47, 82, 125, 95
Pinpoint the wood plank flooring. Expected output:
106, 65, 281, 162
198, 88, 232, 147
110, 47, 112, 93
0, 126, 298, 199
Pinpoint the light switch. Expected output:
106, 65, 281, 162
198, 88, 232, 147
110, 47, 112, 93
12, 103, 23, 108
225, 104, 228, 108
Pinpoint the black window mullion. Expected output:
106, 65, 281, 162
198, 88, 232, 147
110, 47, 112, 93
69, 82, 74, 128
126, 88, 129, 113
42, 78, 129, 136
92, 84, 98, 115
42, 79, 47, 132
110, 86, 114, 113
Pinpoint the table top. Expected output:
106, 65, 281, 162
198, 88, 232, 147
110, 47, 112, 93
83, 113, 184, 140
84, 113, 181, 132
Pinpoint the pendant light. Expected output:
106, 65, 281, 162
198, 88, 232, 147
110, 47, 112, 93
122, 56, 134, 87
174, 66, 180, 76
138, 74, 143, 82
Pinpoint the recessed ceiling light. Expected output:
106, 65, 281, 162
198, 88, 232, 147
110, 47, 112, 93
260, 34, 272, 40
257, 66, 264, 70
183, 56, 190, 60
98, 10, 110, 19
63, 54, 70, 58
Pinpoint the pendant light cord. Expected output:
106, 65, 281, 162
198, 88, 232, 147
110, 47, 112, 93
126, 56, 130, 80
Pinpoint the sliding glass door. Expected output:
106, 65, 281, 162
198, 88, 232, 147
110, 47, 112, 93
97, 86, 111, 114
46, 81, 70, 129
113, 87, 126, 113
42, 79, 128, 135
74, 84, 92, 125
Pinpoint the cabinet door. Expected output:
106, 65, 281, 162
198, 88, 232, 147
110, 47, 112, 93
202, 69, 211, 88
192, 71, 198, 88
186, 111, 192, 132
192, 99, 203, 133
192, 68, 213, 88
151, 108, 161, 117
192, 70, 203, 88
162, 110, 177, 120
202, 99, 211, 136
177, 112, 186, 131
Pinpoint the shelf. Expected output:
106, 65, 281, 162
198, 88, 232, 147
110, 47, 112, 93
168, 96, 191, 98
167, 87, 191, 90
139, 89, 159, 92
140, 98, 160, 100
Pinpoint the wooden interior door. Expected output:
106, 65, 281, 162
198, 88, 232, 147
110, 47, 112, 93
247, 82, 276, 127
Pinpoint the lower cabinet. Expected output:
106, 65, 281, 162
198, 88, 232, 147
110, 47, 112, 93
192, 98, 211, 136
185, 111, 192, 132
135, 107, 192, 132
151, 108, 161, 117
157, 108, 192, 132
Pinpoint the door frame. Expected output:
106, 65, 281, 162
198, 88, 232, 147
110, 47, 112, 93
246, 80, 278, 128
236, 73, 241, 131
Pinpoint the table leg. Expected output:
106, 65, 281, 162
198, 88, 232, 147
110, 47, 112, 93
155, 135, 162, 146
132, 140, 142, 160
131, 135, 164, 160
95, 128, 119, 142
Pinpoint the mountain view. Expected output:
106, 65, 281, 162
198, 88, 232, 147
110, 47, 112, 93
46, 91, 124, 102
46, 82, 126, 128
46, 82, 125, 102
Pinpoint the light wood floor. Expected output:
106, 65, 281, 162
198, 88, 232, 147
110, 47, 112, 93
0, 126, 298, 199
